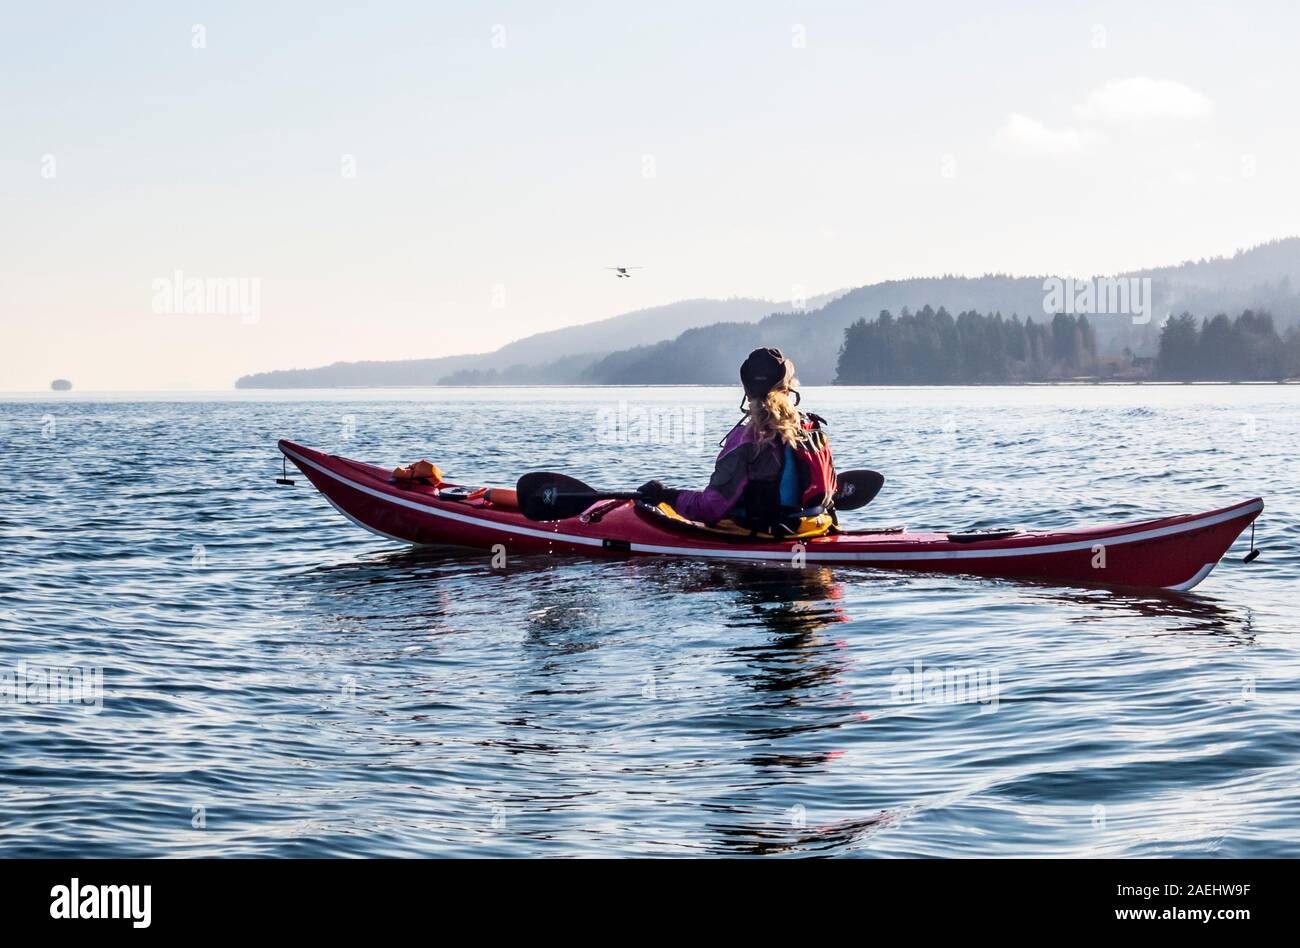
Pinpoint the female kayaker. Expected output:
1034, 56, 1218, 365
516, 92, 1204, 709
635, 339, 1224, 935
637, 347, 837, 533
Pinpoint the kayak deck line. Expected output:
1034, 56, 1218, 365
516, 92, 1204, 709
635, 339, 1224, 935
278, 440, 1263, 592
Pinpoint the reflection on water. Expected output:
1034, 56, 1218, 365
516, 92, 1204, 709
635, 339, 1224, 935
1, 389, 1297, 856
708, 809, 896, 857
1024, 586, 1259, 643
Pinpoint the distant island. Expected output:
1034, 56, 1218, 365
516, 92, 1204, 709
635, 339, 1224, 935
236, 238, 1300, 387
50, 379, 72, 391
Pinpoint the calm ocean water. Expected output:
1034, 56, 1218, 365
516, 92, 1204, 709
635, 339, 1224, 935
1, 385, 1297, 857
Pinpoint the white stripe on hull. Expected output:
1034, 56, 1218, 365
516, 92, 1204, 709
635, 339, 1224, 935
283, 444, 1258, 589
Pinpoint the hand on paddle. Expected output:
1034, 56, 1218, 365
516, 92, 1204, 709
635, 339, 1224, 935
635, 480, 678, 505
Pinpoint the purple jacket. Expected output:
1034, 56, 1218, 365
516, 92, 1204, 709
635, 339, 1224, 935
673, 423, 783, 524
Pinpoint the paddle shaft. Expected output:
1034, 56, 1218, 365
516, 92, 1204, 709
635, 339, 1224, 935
548, 473, 877, 507
518, 469, 881, 521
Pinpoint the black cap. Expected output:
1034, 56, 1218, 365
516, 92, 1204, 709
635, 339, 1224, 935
740, 347, 794, 399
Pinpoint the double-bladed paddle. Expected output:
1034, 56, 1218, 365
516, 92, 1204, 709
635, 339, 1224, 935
517, 469, 884, 522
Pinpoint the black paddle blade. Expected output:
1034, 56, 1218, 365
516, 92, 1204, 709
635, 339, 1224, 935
516, 471, 600, 521
833, 470, 884, 511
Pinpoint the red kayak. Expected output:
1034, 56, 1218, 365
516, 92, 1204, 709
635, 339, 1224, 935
279, 440, 1262, 592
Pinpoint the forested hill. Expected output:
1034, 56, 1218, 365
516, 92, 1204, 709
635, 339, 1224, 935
235, 295, 839, 388
236, 238, 1300, 387
580, 275, 1063, 385
833, 306, 1300, 384
577, 239, 1300, 385
835, 307, 1099, 384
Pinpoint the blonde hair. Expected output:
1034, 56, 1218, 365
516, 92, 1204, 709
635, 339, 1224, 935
747, 382, 802, 447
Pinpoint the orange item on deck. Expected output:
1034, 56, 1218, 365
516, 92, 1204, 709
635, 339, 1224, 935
392, 460, 445, 484
484, 487, 519, 509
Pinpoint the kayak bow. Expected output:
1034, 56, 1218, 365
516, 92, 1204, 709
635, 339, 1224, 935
278, 440, 1262, 592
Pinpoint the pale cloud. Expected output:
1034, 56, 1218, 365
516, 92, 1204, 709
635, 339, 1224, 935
1075, 77, 1213, 122
997, 113, 1101, 155
999, 76, 1210, 157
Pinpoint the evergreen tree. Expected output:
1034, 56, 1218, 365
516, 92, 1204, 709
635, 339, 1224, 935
1157, 313, 1201, 380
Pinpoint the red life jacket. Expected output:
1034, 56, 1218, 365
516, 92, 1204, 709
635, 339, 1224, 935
793, 412, 837, 509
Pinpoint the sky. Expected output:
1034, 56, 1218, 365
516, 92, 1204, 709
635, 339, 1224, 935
3, 1, 1298, 389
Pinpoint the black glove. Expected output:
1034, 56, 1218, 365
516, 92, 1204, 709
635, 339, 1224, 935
637, 479, 678, 506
